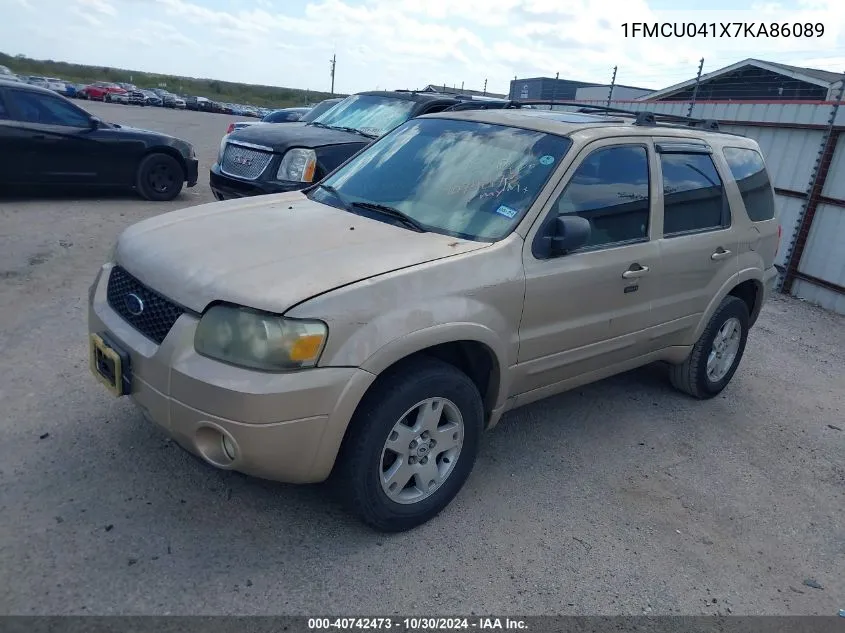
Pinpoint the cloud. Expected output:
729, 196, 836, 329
1, 0, 843, 97
78, 0, 117, 15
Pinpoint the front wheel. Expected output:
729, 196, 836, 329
334, 357, 484, 532
668, 295, 749, 399
135, 153, 185, 201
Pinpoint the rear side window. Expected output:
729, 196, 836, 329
722, 147, 776, 222
660, 153, 728, 236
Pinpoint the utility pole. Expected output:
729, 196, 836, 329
552, 71, 559, 107
483, 78, 487, 96
461, 81, 464, 92
606, 66, 617, 107
329, 54, 336, 96
687, 57, 704, 118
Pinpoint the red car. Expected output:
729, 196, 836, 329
79, 82, 127, 101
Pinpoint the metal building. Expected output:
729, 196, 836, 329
643, 58, 844, 102
575, 85, 653, 101
508, 77, 601, 101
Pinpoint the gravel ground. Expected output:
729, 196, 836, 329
0, 103, 843, 617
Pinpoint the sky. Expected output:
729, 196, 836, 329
3, 0, 844, 96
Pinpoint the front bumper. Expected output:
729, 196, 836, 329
209, 163, 306, 200
186, 158, 199, 188
87, 263, 375, 483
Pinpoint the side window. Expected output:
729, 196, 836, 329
660, 152, 728, 236
722, 147, 776, 222
553, 145, 650, 249
7, 90, 90, 127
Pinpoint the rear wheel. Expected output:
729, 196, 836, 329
668, 295, 749, 399
334, 357, 484, 532
135, 153, 185, 201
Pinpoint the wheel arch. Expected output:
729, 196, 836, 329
357, 325, 508, 428
691, 268, 764, 342
141, 145, 188, 177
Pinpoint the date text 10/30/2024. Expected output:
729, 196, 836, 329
308, 618, 529, 630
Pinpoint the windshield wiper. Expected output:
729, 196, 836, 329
350, 201, 427, 232
309, 121, 377, 139
335, 126, 378, 139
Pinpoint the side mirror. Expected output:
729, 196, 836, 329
89, 116, 101, 130
547, 215, 591, 255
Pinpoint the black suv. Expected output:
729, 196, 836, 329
209, 90, 507, 200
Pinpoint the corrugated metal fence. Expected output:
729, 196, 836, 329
548, 99, 845, 315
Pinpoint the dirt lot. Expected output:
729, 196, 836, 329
0, 102, 843, 616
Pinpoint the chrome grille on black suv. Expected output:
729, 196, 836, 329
220, 143, 273, 180
106, 266, 186, 345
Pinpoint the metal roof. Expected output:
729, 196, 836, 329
641, 58, 843, 101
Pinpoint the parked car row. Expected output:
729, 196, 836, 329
0, 67, 318, 117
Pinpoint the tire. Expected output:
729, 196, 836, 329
333, 356, 484, 532
135, 153, 185, 202
668, 295, 749, 399
104, 93, 110, 103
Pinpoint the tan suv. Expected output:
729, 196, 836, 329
88, 106, 780, 532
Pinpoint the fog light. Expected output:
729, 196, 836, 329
221, 434, 236, 460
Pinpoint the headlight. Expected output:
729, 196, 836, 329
194, 304, 327, 371
218, 136, 227, 162
276, 148, 317, 182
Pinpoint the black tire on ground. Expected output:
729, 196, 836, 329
668, 295, 750, 399
135, 153, 185, 202
333, 356, 484, 532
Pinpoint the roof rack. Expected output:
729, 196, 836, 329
499, 100, 721, 131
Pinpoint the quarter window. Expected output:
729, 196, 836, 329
723, 147, 776, 222
552, 145, 650, 249
661, 153, 728, 236
7, 90, 90, 127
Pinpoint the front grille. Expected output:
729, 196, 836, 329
106, 266, 185, 345
220, 143, 273, 180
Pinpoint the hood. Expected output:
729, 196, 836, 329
228, 122, 365, 151
115, 192, 489, 314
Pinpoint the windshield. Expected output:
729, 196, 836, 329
309, 117, 572, 241
311, 94, 416, 137
300, 100, 340, 123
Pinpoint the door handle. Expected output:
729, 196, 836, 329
711, 248, 732, 261
622, 264, 650, 279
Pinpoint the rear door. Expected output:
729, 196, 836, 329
5, 88, 106, 185
651, 139, 740, 346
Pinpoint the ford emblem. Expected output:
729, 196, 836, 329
124, 293, 144, 316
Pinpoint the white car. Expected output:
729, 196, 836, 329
105, 91, 131, 104
173, 97, 186, 109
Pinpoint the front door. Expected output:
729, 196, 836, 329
513, 139, 662, 396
